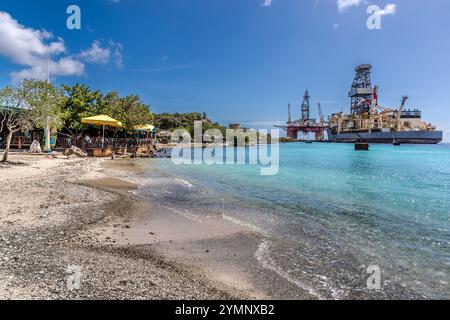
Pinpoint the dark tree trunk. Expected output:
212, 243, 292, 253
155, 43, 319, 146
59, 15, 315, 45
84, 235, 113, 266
2, 131, 13, 163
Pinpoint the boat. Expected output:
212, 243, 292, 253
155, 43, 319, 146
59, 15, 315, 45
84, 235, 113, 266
327, 130, 442, 144
326, 64, 442, 144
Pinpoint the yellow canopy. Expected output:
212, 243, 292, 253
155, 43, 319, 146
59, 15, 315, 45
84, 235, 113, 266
134, 124, 155, 132
81, 115, 123, 128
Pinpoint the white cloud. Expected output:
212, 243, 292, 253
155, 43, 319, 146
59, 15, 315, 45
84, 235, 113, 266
337, 0, 363, 13
333, 23, 339, 29
376, 4, 397, 17
79, 40, 123, 68
0, 11, 124, 83
112, 42, 124, 69
336, 1, 397, 19
261, 0, 273, 7
0, 11, 84, 82
79, 41, 110, 64
10, 58, 85, 84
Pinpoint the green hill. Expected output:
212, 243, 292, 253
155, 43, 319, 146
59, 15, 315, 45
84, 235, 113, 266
153, 112, 226, 136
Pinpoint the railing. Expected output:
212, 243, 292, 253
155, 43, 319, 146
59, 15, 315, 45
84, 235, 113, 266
4, 135, 153, 151
55, 137, 153, 149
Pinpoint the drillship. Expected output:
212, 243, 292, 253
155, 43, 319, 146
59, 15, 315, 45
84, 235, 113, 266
327, 64, 442, 144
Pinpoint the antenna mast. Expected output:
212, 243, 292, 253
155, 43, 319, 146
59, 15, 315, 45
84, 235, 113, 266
318, 102, 324, 124
288, 103, 292, 124
46, 59, 50, 83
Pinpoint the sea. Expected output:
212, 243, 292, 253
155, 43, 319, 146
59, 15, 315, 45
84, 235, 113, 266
133, 143, 450, 299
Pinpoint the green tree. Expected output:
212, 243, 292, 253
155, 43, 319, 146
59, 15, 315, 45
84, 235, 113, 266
61, 83, 102, 139
119, 95, 153, 131
21, 79, 66, 152
153, 112, 226, 139
0, 86, 34, 162
99, 93, 153, 132
99, 91, 125, 124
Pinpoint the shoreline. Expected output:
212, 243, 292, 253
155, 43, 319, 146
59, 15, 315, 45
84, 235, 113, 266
1, 152, 437, 300
0, 155, 312, 299
97, 159, 316, 300
0, 155, 239, 299
99, 156, 432, 300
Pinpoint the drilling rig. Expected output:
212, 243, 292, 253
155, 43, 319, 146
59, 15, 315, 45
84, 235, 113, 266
276, 90, 328, 141
301, 90, 311, 125
327, 64, 442, 144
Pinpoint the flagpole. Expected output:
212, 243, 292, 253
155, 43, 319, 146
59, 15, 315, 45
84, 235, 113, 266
44, 58, 51, 152
102, 125, 105, 149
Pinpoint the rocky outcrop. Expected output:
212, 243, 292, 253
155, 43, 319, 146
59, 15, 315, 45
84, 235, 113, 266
156, 131, 173, 144
63, 146, 88, 158
152, 148, 171, 158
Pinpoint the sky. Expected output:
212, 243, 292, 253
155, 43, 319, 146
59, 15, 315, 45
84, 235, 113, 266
0, 0, 449, 140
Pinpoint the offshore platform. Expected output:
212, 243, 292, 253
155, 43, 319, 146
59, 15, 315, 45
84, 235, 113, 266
276, 90, 328, 141
276, 64, 442, 144
327, 64, 442, 144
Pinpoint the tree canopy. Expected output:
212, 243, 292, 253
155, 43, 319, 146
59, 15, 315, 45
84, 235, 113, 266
0, 80, 56, 161
61, 83, 103, 135
21, 79, 66, 131
99, 92, 153, 131
60, 84, 153, 135
1, 80, 230, 144
153, 112, 226, 137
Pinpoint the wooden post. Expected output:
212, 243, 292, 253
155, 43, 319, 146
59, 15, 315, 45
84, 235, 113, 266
355, 143, 369, 151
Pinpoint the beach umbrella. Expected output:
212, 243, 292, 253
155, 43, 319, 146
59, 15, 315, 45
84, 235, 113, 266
81, 115, 123, 148
134, 124, 155, 132
134, 124, 156, 139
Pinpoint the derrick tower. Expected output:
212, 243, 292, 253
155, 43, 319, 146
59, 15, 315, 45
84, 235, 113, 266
349, 64, 373, 115
301, 90, 311, 123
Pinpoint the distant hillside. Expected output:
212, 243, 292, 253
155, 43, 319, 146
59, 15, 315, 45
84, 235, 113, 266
153, 112, 227, 136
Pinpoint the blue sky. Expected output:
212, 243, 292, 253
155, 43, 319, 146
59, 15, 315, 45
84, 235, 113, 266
0, 0, 449, 140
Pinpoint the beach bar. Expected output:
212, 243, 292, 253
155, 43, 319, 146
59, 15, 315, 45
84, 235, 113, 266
1, 127, 155, 157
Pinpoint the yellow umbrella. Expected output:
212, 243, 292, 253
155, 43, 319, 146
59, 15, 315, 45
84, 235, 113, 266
81, 115, 123, 127
81, 115, 123, 148
134, 124, 155, 132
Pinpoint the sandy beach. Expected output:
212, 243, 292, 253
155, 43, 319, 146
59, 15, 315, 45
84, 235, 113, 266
0, 154, 311, 300
0, 155, 234, 299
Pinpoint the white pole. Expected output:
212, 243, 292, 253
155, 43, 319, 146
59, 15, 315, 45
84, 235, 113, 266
44, 58, 51, 152
46, 59, 50, 83
102, 125, 105, 149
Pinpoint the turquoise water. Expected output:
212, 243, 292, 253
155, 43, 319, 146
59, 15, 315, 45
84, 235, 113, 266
139, 143, 450, 299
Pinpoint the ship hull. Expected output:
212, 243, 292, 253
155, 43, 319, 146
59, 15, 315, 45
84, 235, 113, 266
326, 130, 443, 144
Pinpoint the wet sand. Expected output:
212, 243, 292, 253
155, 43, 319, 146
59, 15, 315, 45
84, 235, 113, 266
0, 155, 237, 299
99, 159, 315, 300
0, 154, 311, 299
98, 159, 423, 300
